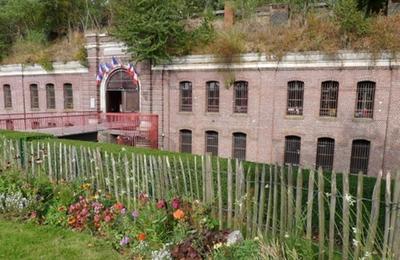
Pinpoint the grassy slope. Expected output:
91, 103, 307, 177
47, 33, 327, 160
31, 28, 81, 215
0, 219, 123, 260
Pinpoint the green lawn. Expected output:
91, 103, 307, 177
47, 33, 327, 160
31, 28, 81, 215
0, 219, 123, 260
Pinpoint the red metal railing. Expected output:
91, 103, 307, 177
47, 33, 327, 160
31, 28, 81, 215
0, 111, 159, 149
0, 111, 100, 134
99, 113, 158, 149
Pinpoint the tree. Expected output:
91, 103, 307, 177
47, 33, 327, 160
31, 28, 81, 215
111, 0, 191, 64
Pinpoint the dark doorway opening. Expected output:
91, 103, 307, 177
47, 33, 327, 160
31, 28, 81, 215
107, 91, 122, 112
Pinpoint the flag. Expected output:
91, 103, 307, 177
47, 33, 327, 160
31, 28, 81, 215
127, 63, 139, 85
96, 74, 102, 86
111, 56, 119, 68
96, 64, 104, 85
102, 63, 111, 75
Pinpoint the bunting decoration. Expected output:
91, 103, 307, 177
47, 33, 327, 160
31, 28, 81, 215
96, 56, 140, 86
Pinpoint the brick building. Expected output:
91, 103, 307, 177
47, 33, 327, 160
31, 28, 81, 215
0, 33, 399, 176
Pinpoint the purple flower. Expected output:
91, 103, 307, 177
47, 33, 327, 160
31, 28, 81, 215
131, 210, 139, 219
121, 208, 126, 214
119, 236, 130, 246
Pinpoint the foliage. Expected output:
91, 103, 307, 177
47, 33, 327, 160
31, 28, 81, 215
333, 0, 370, 45
111, 0, 192, 63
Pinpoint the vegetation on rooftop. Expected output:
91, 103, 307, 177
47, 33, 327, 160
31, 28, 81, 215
0, 0, 397, 67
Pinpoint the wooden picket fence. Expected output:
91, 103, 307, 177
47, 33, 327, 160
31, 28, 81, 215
1, 137, 400, 259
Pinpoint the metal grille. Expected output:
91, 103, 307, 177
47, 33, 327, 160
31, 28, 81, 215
107, 69, 138, 90
180, 81, 192, 112
63, 83, 74, 109
232, 132, 246, 160
320, 81, 339, 117
287, 81, 304, 115
315, 138, 335, 171
3, 84, 12, 108
30, 84, 39, 109
206, 81, 219, 112
179, 129, 192, 153
350, 139, 370, 174
354, 81, 375, 119
205, 131, 218, 156
284, 136, 301, 165
233, 81, 248, 113
46, 84, 55, 109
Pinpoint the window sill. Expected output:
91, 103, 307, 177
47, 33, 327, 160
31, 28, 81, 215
231, 113, 248, 117
285, 115, 304, 120
177, 111, 193, 115
63, 109, 75, 112
205, 112, 219, 116
318, 116, 337, 121
4, 107, 13, 111
30, 108, 40, 111
352, 118, 374, 123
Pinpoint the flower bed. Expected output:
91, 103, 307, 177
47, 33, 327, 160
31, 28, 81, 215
0, 169, 264, 259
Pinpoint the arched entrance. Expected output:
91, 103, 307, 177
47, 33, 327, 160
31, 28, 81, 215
105, 69, 139, 112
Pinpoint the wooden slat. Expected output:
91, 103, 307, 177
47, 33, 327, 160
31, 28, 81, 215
342, 171, 350, 260
295, 167, 303, 231
328, 171, 337, 260
354, 171, 364, 260
317, 167, 325, 260
306, 169, 315, 240
227, 159, 233, 228
257, 165, 267, 234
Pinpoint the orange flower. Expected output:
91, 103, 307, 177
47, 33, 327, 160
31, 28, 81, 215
137, 233, 146, 241
68, 216, 76, 225
173, 209, 185, 220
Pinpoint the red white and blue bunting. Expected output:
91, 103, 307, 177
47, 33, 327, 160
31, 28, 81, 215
96, 56, 139, 86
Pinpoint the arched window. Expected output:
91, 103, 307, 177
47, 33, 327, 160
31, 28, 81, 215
233, 81, 248, 113
3, 84, 12, 108
63, 83, 73, 109
284, 136, 301, 165
180, 81, 192, 112
46, 84, 55, 109
232, 132, 246, 160
206, 81, 219, 112
355, 81, 375, 119
205, 131, 218, 156
287, 81, 304, 115
350, 140, 370, 174
180, 129, 192, 153
320, 81, 339, 117
30, 84, 39, 109
316, 138, 335, 171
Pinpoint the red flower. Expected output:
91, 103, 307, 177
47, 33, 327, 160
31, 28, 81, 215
171, 198, 181, 209
137, 233, 146, 241
156, 199, 167, 209
113, 202, 125, 213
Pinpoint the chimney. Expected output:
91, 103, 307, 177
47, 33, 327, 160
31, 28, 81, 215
224, 1, 235, 29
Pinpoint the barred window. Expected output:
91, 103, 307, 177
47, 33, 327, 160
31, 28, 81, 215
205, 131, 218, 156
316, 138, 335, 171
232, 132, 246, 160
63, 83, 73, 109
206, 81, 219, 112
46, 84, 56, 109
320, 81, 339, 117
350, 140, 370, 174
354, 81, 375, 119
233, 81, 248, 113
284, 136, 301, 165
180, 129, 192, 153
287, 81, 304, 116
3, 84, 12, 108
30, 84, 39, 109
180, 81, 192, 112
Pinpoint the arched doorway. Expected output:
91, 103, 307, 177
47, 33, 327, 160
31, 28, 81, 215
105, 69, 139, 112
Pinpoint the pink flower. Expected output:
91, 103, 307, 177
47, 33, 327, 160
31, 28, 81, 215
139, 193, 149, 204
171, 198, 181, 209
156, 199, 167, 209
131, 210, 139, 219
